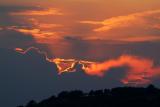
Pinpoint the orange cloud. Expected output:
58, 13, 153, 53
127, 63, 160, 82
10, 8, 63, 16
52, 55, 160, 86
80, 10, 160, 42
6, 16, 64, 44
81, 15, 137, 32
8, 26, 63, 44
14, 47, 160, 86
38, 23, 62, 29
15, 48, 24, 53
117, 36, 160, 42
29, 18, 63, 29
53, 58, 77, 73
52, 58, 95, 74
14, 47, 48, 56
81, 10, 160, 32
83, 55, 160, 85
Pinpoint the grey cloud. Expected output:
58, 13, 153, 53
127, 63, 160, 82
0, 5, 40, 26
0, 28, 52, 57
0, 29, 35, 48
0, 48, 130, 107
0, 48, 58, 107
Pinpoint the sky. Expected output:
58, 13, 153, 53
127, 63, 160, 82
0, 0, 160, 107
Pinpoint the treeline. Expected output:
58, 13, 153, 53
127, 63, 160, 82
18, 85, 160, 107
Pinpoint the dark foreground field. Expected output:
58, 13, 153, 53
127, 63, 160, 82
18, 85, 160, 107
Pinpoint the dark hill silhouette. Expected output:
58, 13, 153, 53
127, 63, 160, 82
18, 85, 160, 107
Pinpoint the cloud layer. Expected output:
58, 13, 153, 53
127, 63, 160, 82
83, 55, 160, 85
2, 47, 160, 107
10, 8, 63, 16
80, 10, 160, 41
15, 47, 160, 86
0, 2, 160, 107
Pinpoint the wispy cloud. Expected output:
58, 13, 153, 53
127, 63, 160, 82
80, 10, 160, 42
6, 17, 64, 44
10, 8, 63, 16
10, 27, 62, 43
29, 18, 63, 29
80, 10, 160, 32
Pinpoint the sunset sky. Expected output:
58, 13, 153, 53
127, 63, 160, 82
0, 0, 160, 107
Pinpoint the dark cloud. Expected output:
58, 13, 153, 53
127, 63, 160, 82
0, 28, 53, 58
0, 5, 40, 26
51, 39, 160, 62
0, 5, 39, 13
0, 48, 129, 107
79, 40, 160, 63
58, 63, 126, 92
63, 36, 91, 59
0, 29, 35, 48
0, 5, 59, 57
0, 48, 58, 107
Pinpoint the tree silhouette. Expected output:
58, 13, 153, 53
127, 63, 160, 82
19, 85, 160, 107
26, 100, 37, 107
